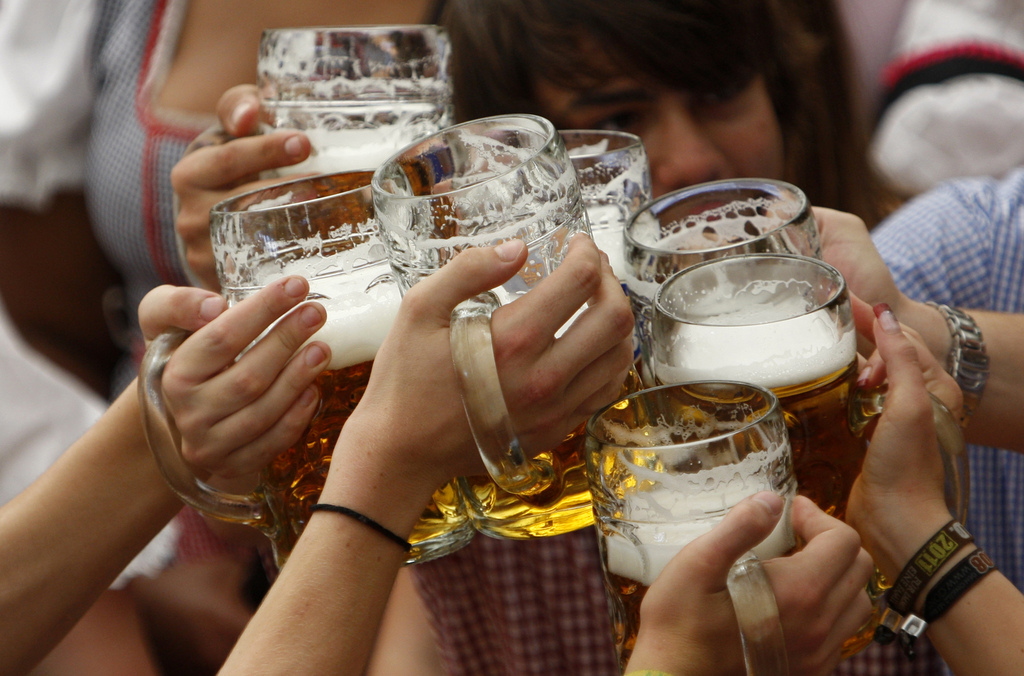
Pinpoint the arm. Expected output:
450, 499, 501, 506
818, 205, 1024, 450
847, 304, 1024, 676
0, 276, 328, 673
221, 234, 636, 674
625, 495, 874, 676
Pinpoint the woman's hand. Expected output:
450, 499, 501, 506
171, 84, 313, 289
846, 304, 959, 580
138, 277, 329, 481
328, 234, 635, 505
627, 494, 873, 676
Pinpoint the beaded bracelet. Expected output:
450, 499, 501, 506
886, 520, 973, 616
310, 503, 412, 552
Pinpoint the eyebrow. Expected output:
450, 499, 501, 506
566, 88, 652, 110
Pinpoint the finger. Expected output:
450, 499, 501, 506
552, 254, 635, 385
185, 343, 328, 477
851, 293, 878, 358
670, 492, 786, 594
401, 239, 529, 327
169, 277, 313, 384
171, 131, 311, 194
215, 84, 262, 137
138, 285, 227, 341
789, 497, 865, 571
510, 234, 604, 337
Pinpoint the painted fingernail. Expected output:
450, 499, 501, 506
857, 364, 873, 387
199, 296, 225, 322
299, 305, 322, 328
304, 344, 326, 367
283, 277, 306, 298
284, 134, 304, 157
873, 303, 901, 334
494, 239, 525, 262
230, 100, 256, 130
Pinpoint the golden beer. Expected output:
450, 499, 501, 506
587, 382, 796, 670
459, 422, 594, 539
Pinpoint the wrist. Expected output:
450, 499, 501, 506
320, 417, 446, 539
899, 299, 953, 365
862, 505, 952, 582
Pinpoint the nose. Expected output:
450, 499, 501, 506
645, 98, 729, 197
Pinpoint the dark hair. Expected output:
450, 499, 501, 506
442, 0, 899, 227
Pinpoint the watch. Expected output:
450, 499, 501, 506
926, 302, 989, 422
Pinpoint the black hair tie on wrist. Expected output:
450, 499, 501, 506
310, 503, 412, 552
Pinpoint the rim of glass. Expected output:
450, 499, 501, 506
370, 113, 559, 202
559, 129, 645, 158
260, 24, 447, 38
209, 170, 374, 219
586, 380, 782, 450
654, 252, 847, 327
624, 177, 808, 255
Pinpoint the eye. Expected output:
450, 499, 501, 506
595, 109, 642, 132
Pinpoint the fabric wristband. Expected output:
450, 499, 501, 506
309, 502, 413, 552
887, 520, 973, 616
922, 548, 996, 623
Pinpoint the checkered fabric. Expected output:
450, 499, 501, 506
412, 529, 621, 675
870, 170, 1024, 676
413, 525, 947, 675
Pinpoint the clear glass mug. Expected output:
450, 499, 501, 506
586, 381, 796, 674
139, 171, 474, 567
372, 113, 607, 539
258, 25, 453, 175
560, 129, 652, 281
624, 178, 818, 382
650, 253, 969, 655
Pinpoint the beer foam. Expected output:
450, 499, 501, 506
598, 444, 798, 585
654, 197, 798, 252
294, 263, 401, 369
567, 138, 610, 157
655, 307, 856, 390
589, 205, 628, 279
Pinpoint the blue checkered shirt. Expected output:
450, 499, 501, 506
872, 170, 1024, 597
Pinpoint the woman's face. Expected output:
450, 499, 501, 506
536, 75, 785, 197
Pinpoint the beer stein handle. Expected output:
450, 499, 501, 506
449, 293, 557, 496
850, 387, 969, 522
728, 553, 790, 676
138, 328, 265, 525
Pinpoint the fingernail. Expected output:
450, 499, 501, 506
299, 304, 322, 328
284, 134, 304, 157
284, 277, 306, 298
751, 492, 784, 516
494, 239, 525, 262
298, 385, 318, 406
199, 296, 225, 322
304, 344, 327, 367
857, 364, 873, 387
873, 303, 901, 334
231, 100, 256, 130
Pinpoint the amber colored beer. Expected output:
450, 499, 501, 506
459, 421, 594, 539
258, 359, 469, 565
259, 361, 372, 563
774, 361, 865, 520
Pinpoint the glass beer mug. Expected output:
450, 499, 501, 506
586, 381, 796, 674
650, 253, 969, 654
139, 171, 474, 567
372, 113, 605, 538
624, 178, 818, 380
560, 129, 652, 280
258, 24, 452, 175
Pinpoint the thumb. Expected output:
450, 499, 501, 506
671, 492, 785, 593
409, 240, 529, 324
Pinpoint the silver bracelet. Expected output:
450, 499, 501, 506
926, 302, 989, 422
